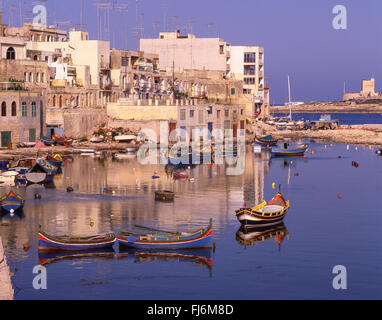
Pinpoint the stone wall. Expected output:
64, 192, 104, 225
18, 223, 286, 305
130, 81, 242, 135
47, 108, 108, 138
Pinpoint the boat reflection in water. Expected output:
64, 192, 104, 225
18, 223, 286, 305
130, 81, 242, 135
236, 222, 289, 250
118, 248, 213, 276
38, 249, 116, 266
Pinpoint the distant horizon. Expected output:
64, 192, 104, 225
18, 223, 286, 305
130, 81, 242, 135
0, 0, 380, 104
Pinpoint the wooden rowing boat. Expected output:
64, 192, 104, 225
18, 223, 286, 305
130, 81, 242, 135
117, 219, 213, 249
235, 187, 290, 227
38, 230, 117, 251
271, 143, 308, 157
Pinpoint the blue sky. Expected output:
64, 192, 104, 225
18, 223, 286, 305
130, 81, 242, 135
2, 0, 382, 104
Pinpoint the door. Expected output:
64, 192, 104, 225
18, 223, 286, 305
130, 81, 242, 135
233, 124, 238, 138
1, 131, 11, 147
208, 122, 213, 140
29, 128, 36, 142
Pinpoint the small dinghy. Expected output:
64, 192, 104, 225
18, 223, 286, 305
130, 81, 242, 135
38, 230, 117, 251
117, 219, 213, 250
235, 187, 290, 227
0, 190, 25, 213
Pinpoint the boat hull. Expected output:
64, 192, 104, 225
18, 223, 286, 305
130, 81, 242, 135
38, 232, 117, 251
0, 191, 25, 213
118, 225, 213, 250
271, 146, 308, 157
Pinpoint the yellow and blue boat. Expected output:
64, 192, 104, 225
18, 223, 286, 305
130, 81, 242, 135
271, 143, 308, 157
0, 190, 25, 213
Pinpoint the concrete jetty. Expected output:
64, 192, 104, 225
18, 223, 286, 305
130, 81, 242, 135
0, 237, 14, 300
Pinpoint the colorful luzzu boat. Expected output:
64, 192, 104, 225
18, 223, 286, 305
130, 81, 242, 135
117, 219, 213, 250
235, 188, 290, 227
46, 154, 63, 167
0, 190, 25, 213
270, 143, 308, 157
38, 231, 117, 251
254, 135, 278, 147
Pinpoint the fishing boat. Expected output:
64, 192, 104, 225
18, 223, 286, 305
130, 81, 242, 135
38, 230, 117, 252
235, 187, 290, 226
117, 219, 213, 249
271, 143, 308, 157
36, 158, 58, 174
0, 190, 25, 213
173, 171, 189, 179
40, 136, 55, 146
254, 135, 278, 147
52, 133, 73, 145
46, 154, 63, 167
114, 134, 137, 143
154, 190, 175, 202
90, 136, 104, 143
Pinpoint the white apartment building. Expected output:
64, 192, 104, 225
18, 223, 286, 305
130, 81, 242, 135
140, 30, 231, 76
230, 46, 269, 118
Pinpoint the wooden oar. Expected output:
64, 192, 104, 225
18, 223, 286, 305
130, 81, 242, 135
133, 224, 180, 235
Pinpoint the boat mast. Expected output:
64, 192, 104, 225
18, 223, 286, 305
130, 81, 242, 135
288, 75, 292, 121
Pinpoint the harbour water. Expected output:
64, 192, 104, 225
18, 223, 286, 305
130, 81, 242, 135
1, 141, 382, 300
274, 112, 382, 125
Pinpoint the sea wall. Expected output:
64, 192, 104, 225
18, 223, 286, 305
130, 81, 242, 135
0, 237, 14, 300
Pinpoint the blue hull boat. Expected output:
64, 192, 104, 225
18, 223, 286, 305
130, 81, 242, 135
271, 144, 308, 157
0, 191, 25, 213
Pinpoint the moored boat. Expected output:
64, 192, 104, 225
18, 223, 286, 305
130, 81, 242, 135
117, 219, 213, 249
114, 135, 137, 143
72, 147, 96, 153
46, 154, 63, 167
235, 187, 290, 227
271, 143, 308, 157
254, 135, 278, 147
0, 190, 25, 213
38, 230, 117, 251
173, 171, 189, 179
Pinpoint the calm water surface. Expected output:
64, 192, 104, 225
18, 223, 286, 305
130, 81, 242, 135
1, 141, 382, 300
274, 112, 382, 125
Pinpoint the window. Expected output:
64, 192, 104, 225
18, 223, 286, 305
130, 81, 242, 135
41, 72, 45, 83
233, 110, 237, 120
24, 72, 28, 82
1, 102, 6, 116
36, 73, 40, 83
230, 88, 236, 95
225, 109, 229, 117
217, 110, 221, 118
244, 52, 256, 63
224, 120, 231, 130
190, 110, 194, 118
29, 72, 33, 82
244, 65, 256, 75
6, 47, 15, 60
219, 45, 225, 55
22, 102, 27, 117
31, 102, 37, 117
207, 106, 213, 114
240, 109, 244, 115
11, 102, 16, 116
121, 56, 129, 67
180, 109, 186, 120
244, 77, 255, 85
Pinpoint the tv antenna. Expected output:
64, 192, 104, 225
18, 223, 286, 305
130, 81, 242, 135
160, 3, 169, 32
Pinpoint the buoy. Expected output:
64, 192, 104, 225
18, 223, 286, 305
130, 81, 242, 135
338, 156, 342, 159
347, 145, 349, 150
338, 194, 342, 199
23, 242, 30, 251
189, 178, 195, 182
294, 173, 299, 176
67, 187, 74, 192
352, 161, 359, 168
112, 190, 115, 195
310, 150, 315, 155
272, 182, 275, 189
10, 209, 14, 217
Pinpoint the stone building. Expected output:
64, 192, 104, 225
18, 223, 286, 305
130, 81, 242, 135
177, 103, 246, 141
0, 86, 46, 147
343, 78, 379, 101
